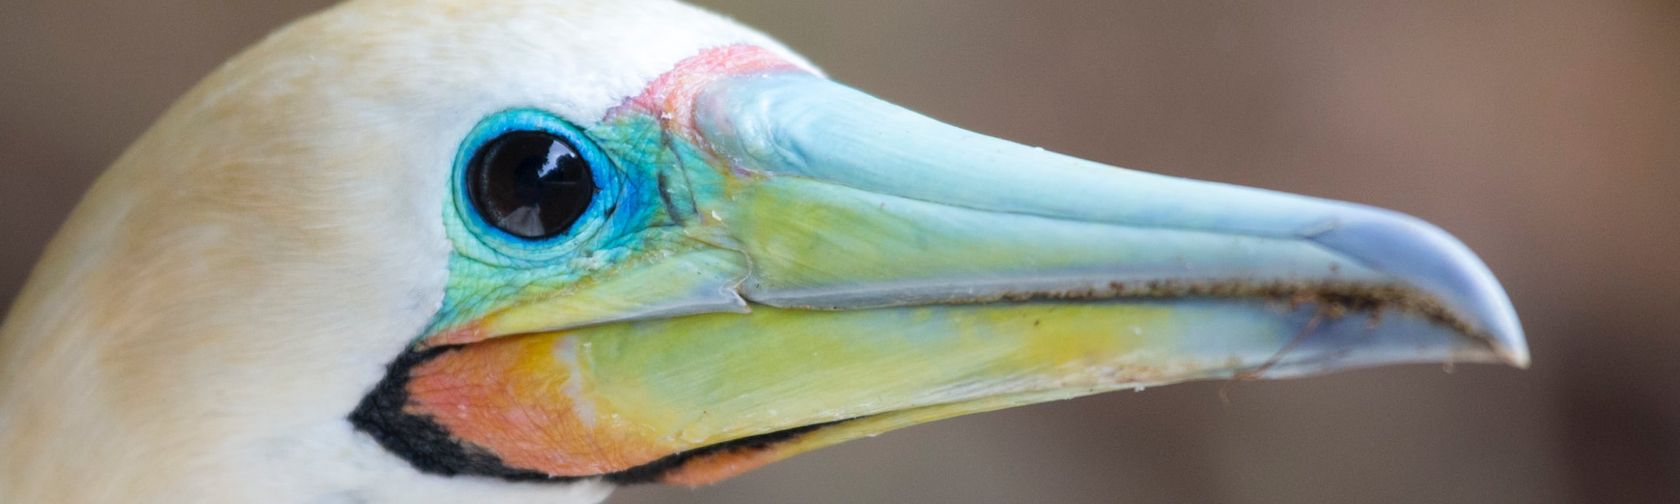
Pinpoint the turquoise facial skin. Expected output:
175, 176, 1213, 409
426, 106, 759, 345
426, 109, 671, 341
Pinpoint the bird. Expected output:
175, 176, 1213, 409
0, 0, 1528, 502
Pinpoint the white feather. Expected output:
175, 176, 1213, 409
0, 0, 810, 501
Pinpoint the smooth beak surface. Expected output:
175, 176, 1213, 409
399, 72, 1526, 485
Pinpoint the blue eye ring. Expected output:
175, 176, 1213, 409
450, 109, 623, 263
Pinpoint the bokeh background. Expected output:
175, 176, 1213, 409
2, 1, 1676, 502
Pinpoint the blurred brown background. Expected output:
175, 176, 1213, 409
2, 1, 1677, 502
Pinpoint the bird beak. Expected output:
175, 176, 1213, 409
378, 72, 1525, 486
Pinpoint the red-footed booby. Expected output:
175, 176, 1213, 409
0, 0, 1526, 502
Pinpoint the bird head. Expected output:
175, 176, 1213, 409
0, 0, 1526, 501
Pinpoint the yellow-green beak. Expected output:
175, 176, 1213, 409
357, 66, 1525, 486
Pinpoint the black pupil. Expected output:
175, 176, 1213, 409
467, 131, 597, 239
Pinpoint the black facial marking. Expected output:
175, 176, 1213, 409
350, 348, 855, 485
348, 347, 558, 482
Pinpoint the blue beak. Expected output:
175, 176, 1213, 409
692, 73, 1527, 369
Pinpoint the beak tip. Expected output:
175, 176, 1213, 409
1312, 206, 1528, 369
1483, 304, 1530, 369
1475, 280, 1528, 369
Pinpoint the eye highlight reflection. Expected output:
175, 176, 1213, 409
466, 131, 597, 240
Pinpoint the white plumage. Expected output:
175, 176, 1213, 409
0, 1, 804, 501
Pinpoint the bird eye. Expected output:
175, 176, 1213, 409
466, 131, 598, 239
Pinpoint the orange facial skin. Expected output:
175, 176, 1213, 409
656, 445, 785, 486
405, 332, 829, 485
405, 334, 667, 477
